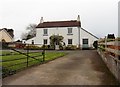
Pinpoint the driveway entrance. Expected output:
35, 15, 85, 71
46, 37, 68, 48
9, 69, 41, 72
3, 50, 119, 85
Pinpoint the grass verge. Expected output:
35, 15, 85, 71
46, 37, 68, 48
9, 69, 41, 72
1, 51, 66, 78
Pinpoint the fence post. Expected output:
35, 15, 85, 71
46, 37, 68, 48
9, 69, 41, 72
27, 44, 29, 67
42, 44, 45, 62
115, 38, 118, 59
105, 36, 107, 48
105, 36, 107, 52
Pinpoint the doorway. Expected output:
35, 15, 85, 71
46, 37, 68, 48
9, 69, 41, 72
82, 39, 89, 49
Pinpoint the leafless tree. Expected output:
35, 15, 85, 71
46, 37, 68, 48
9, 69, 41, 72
21, 32, 28, 40
26, 24, 37, 37
21, 24, 37, 40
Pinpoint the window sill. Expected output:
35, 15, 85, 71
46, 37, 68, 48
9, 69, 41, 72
67, 34, 73, 35
43, 34, 48, 36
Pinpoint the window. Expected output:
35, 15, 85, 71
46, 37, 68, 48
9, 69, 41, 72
68, 28, 72, 34
68, 39, 72, 44
83, 39, 88, 44
43, 29, 48, 35
43, 39, 47, 44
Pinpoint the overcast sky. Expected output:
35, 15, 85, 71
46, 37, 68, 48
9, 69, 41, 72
0, 0, 119, 40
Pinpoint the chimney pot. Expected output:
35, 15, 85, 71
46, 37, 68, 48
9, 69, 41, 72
77, 15, 80, 22
40, 17, 44, 23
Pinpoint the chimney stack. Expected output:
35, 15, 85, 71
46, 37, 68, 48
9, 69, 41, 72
77, 15, 80, 22
40, 17, 44, 23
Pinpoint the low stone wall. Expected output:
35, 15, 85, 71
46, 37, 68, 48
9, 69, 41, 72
97, 49, 120, 83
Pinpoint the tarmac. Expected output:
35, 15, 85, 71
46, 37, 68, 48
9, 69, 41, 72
2, 50, 119, 85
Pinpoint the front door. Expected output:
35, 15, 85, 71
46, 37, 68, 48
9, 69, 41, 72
82, 39, 89, 49
55, 41, 59, 50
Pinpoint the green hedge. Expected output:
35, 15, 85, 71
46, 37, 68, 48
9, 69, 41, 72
40, 45, 54, 50
65, 45, 77, 50
24, 45, 41, 50
24, 45, 78, 50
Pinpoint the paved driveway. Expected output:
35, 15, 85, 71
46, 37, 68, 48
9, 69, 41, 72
3, 50, 119, 85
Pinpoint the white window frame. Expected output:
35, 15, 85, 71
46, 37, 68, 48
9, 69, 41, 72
68, 39, 72, 45
83, 39, 88, 44
43, 29, 48, 35
68, 28, 73, 34
43, 39, 47, 45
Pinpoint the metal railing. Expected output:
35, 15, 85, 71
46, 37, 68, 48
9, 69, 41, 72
1, 44, 45, 78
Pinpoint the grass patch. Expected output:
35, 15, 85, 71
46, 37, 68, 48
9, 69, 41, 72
1, 51, 20, 56
1, 51, 66, 78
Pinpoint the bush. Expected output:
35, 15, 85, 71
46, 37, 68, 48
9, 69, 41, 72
59, 45, 63, 50
93, 41, 98, 49
2, 42, 9, 49
98, 45, 105, 51
65, 45, 77, 50
24, 45, 40, 50
59, 43, 64, 50
40, 45, 54, 50
2, 67, 16, 78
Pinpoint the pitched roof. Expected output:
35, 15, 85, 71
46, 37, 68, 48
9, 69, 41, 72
36, 20, 81, 28
0, 29, 13, 39
0, 28, 14, 38
81, 28, 99, 39
5, 29, 14, 38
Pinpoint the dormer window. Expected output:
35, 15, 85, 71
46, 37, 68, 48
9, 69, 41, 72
67, 28, 73, 35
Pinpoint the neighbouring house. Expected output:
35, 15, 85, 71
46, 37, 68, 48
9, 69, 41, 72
25, 15, 98, 49
0, 28, 14, 42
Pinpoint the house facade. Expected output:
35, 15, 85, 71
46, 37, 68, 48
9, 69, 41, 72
0, 28, 14, 42
26, 15, 98, 49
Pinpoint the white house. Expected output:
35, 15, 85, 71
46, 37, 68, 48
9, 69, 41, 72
26, 15, 98, 49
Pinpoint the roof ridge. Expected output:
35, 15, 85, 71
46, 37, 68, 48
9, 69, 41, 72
44, 20, 77, 23
36, 20, 81, 28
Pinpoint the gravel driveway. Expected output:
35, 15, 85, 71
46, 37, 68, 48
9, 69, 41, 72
2, 50, 119, 85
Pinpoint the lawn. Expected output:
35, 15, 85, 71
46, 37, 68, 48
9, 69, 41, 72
1, 51, 66, 77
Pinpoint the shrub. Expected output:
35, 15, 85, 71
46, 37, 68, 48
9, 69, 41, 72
24, 45, 40, 50
59, 43, 64, 50
65, 45, 77, 50
59, 45, 63, 50
40, 45, 54, 50
2, 42, 9, 49
93, 41, 98, 49
98, 45, 105, 51
49, 35, 64, 50
2, 67, 16, 78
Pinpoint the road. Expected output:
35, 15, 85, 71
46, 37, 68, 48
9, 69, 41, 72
2, 50, 119, 85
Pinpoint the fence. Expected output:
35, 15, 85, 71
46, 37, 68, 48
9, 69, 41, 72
97, 38, 120, 82
1, 44, 45, 78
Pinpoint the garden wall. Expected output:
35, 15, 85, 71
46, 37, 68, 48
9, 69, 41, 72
97, 50, 120, 82
98, 38, 120, 83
